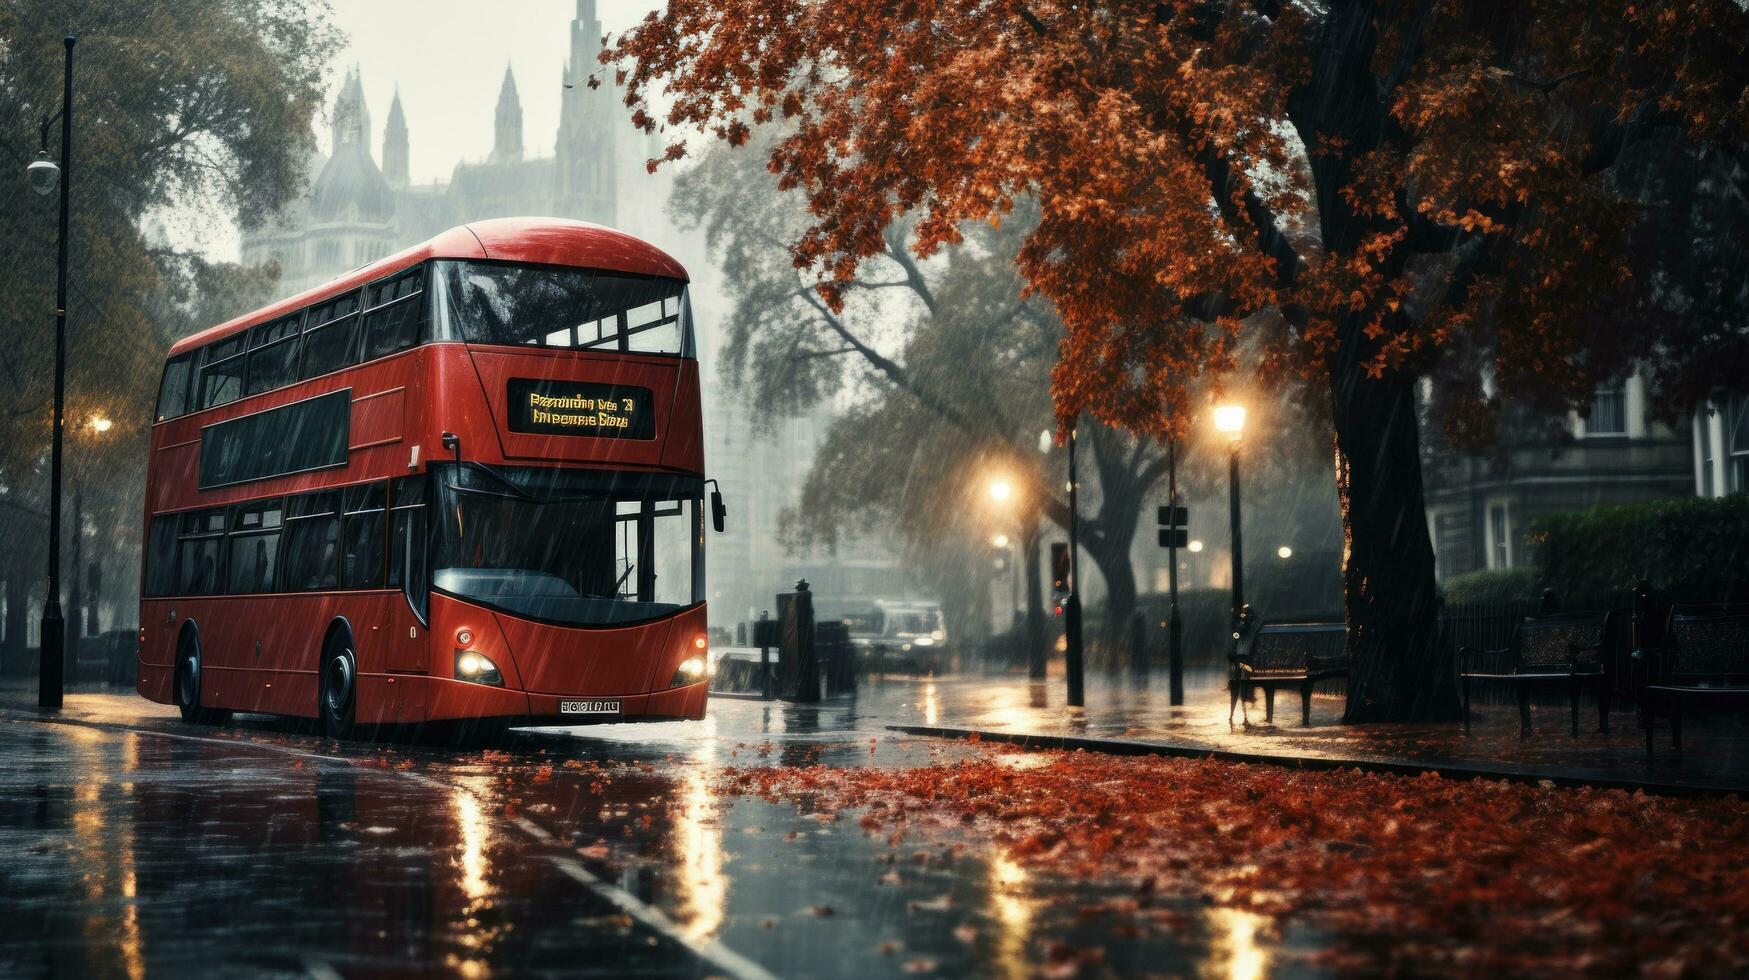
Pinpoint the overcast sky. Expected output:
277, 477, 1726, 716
322, 0, 659, 183
182, 1, 661, 260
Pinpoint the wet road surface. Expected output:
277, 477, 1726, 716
0, 682, 1309, 979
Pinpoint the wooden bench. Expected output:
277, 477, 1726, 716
1639, 606, 1749, 762
1229, 621, 1348, 725
1459, 610, 1615, 736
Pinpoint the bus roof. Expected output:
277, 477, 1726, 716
169, 217, 690, 358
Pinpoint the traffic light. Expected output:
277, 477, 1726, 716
1050, 542, 1070, 593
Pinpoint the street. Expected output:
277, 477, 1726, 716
0, 682, 1269, 979
3, 678, 1748, 978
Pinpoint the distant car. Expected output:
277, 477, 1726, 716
73, 628, 137, 688
838, 600, 951, 675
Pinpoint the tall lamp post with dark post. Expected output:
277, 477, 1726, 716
985, 476, 1022, 640
26, 35, 77, 710
1212, 404, 1248, 667
70, 413, 112, 653
1063, 422, 1085, 707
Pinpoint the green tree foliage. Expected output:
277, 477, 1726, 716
0, 0, 336, 658
674, 139, 1342, 657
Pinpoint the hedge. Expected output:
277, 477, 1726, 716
1440, 567, 1542, 605
1529, 495, 1749, 603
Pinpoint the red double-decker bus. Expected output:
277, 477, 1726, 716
137, 218, 721, 736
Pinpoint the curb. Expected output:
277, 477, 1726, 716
886, 724, 1749, 798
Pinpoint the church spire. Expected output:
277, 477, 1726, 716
331, 65, 371, 155
491, 63, 523, 163
382, 87, 409, 188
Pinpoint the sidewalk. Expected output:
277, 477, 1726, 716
855, 668, 1749, 795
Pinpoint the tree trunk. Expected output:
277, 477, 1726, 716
1330, 361, 1458, 722
1086, 529, 1139, 667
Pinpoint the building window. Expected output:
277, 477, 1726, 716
1730, 393, 1748, 495
1700, 407, 1716, 496
1588, 384, 1627, 436
1489, 505, 1511, 570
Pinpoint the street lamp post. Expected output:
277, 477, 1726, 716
1064, 423, 1084, 707
67, 414, 109, 653
1166, 438, 1184, 705
990, 533, 1019, 628
985, 478, 1024, 656
1213, 405, 1247, 668
29, 35, 76, 710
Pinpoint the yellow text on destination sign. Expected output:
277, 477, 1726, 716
527, 391, 637, 429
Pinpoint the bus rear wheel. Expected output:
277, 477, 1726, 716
175, 633, 230, 726
319, 634, 358, 740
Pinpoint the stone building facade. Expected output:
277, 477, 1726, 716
1423, 373, 1695, 579
241, 1, 622, 295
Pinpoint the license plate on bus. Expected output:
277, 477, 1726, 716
559, 699, 621, 715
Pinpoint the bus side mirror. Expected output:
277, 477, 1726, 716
710, 488, 726, 533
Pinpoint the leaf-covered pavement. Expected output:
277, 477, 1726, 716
726, 746, 1749, 976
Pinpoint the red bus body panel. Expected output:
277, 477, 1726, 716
138, 219, 708, 727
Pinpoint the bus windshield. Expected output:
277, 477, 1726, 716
432, 464, 702, 627
431, 260, 693, 356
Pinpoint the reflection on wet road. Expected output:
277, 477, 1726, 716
0, 719, 730, 978
0, 679, 1333, 978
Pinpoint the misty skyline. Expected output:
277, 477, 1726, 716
186, 1, 660, 262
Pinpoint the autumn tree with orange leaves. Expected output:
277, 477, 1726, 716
607, 1, 1749, 720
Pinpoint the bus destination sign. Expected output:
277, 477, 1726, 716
507, 379, 655, 439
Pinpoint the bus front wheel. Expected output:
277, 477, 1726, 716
320, 634, 358, 740
175, 633, 230, 726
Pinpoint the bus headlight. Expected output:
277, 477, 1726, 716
455, 650, 503, 686
671, 655, 710, 687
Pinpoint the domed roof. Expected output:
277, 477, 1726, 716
310, 139, 394, 222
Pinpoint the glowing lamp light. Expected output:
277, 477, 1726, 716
88, 414, 112, 433
455, 628, 474, 646
1278, 546, 1293, 559
1212, 404, 1247, 437
693, 634, 708, 650
1188, 540, 1205, 553
991, 533, 1010, 549
988, 478, 1014, 503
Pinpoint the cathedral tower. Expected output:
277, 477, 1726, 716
383, 88, 409, 188
491, 65, 523, 163
331, 66, 371, 153
555, 0, 617, 226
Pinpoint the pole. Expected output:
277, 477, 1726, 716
1009, 542, 1020, 631
1167, 439, 1184, 705
1065, 423, 1084, 707
69, 482, 82, 651
39, 35, 74, 711
1024, 521, 1045, 680
1228, 437, 1245, 651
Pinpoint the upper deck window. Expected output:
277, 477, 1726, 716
300, 292, 363, 380
245, 313, 304, 396
198, 335, 247, 410
431, 261, 693, 358
361, 266, 426, 361
156, 353, 194, 422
